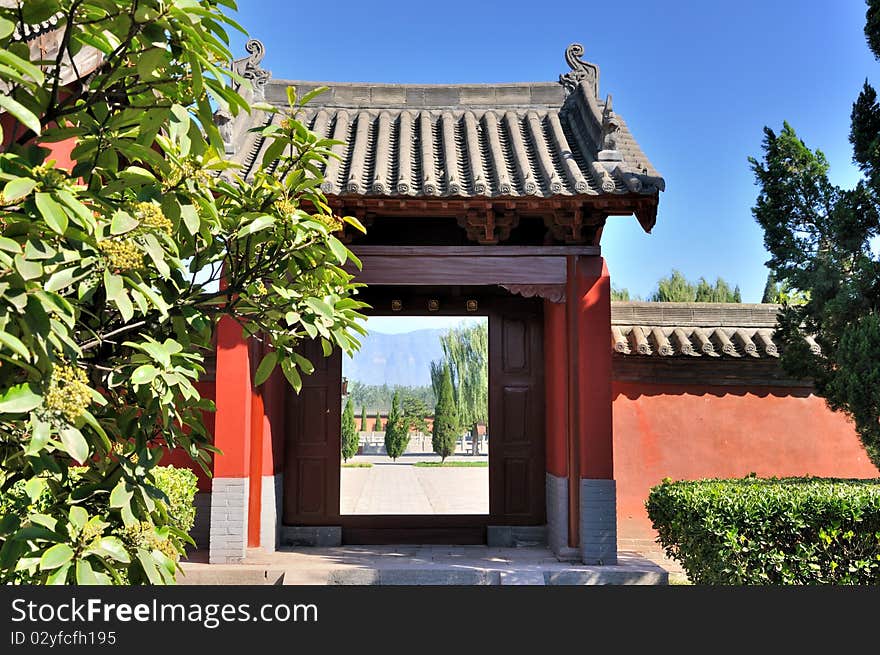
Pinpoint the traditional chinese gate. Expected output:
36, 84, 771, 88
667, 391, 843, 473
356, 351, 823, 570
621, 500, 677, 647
283, 282, 546, 543
209, 41, 664, 563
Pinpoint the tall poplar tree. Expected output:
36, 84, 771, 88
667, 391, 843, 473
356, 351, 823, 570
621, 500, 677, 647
432, 365, 458, 463
341, 398, 358, 462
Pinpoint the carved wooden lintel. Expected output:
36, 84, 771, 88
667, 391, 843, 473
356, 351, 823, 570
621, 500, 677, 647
501, 284, 566, 304
545, 207, 606, 244
458, 208, 519, 244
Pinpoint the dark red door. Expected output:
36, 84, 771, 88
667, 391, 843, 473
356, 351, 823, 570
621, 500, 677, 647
282, 339, 341, 525
489, 300, 546, 525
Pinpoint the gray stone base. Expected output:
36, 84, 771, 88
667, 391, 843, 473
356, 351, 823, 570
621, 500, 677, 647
487, 525, 547, 547
259, 474, 282, 552
281, 526, 342, 547
580, 478, 617, 565
546, 473, 568, 556
209, 477, 249, 564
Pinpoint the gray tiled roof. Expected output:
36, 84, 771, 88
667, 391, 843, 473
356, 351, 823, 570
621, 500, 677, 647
227, 43, 664, 201
610, 302, 820, 359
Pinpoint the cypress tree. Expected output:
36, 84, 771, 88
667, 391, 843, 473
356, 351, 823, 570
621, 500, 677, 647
374, 410, 382, 432
432, 365, 459, 463
341, 397, 358, 462
360, 405, 368, 432
384, 391, 409, 460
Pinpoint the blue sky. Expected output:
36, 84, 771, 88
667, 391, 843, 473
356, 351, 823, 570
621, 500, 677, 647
229, 1, 876, 302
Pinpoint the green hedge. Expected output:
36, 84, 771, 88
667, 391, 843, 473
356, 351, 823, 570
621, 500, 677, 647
0, 466, 198, 584
646, 476, 880, 585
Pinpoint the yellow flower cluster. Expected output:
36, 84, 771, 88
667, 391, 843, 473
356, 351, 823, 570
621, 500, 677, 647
133, 202, 172, 235
31, 163, 68, 190
315, 214, 343, 232
99, 239, 143, 271
274, 198, 296, 218
251, 279, 267, 298
80, 520, 103, 543
44, 364, 92, 423
123, 521, 178, 560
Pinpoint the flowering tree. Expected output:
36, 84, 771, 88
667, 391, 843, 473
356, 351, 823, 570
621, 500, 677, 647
0, 0, 365, 584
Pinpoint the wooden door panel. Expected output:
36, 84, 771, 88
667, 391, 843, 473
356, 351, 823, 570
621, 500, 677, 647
283, 340, 341, 525
490, 302, 545, 525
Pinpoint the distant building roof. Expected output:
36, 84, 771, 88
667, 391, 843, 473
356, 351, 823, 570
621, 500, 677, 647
610, 302, 820, 359
223, 41, 664, 232
0, 7, 102, 89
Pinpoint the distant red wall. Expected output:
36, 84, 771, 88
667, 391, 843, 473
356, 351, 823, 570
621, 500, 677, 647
612, 380, 879, 543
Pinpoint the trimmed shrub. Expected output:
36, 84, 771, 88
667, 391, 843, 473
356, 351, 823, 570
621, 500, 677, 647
646, 476, 880, 585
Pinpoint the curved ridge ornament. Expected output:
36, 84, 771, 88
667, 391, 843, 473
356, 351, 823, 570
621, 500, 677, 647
559, 43, 599, 97
233, 38, 272, 97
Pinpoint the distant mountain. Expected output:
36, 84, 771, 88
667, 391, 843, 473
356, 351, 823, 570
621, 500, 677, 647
343, 328, 445, 387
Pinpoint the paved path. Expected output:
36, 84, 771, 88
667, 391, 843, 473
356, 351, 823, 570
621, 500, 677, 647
179, 547, 669, 585
341, 455, 488, 515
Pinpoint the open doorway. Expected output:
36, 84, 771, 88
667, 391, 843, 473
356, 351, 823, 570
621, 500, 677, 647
340, 316, 489, 515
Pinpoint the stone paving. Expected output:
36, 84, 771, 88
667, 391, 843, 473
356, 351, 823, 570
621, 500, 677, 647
341, 454, 488, 515
179, 546, 668, 585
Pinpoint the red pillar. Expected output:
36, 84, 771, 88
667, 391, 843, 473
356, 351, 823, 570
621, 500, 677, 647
209, 316, 253, 563
247, 385, 264, 548
576, 257, 614, 480
544, 299, 570, 554
567, 255, 617, 564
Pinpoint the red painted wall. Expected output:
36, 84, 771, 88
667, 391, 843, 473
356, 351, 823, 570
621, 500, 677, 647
612, 381, 880, 544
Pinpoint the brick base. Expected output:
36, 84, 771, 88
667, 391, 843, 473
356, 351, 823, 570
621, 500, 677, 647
580, 478, 617, 565
209, 477, 249, 564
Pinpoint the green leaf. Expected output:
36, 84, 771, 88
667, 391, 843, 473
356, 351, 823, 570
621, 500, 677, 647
327, 235, 348, 264
0, 383, 41, 413
110, 210, 139, 235
0, 17, 15, 39
0, 330, 30, 359
59, 427, 89, 463
94, 537, 130, 563
109, 481, 133, 509
76, 559, 100, 585
281, 358, 302, 392
26, 417, 50, 455
69, 506, 88, 530
40, 543, 74, 571
137, 548, 163, 585
24, 478, 45, 503
35, 193, 68, 234
115, 289, 134, 322
254, 351, 278, 386
0, 236, 21, 253
180, 204, 200, 236
0, 94, 41, 135
236, 214, 275, 237
103, 270, 124, 303
305, 297, 333, 318
46, 562, 71, 585
131, 364, 158, 385
13, 254, 42, 280
3, 177, 37, 202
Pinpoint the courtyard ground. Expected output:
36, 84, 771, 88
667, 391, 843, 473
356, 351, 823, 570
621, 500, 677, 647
341, 453, 489, 514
